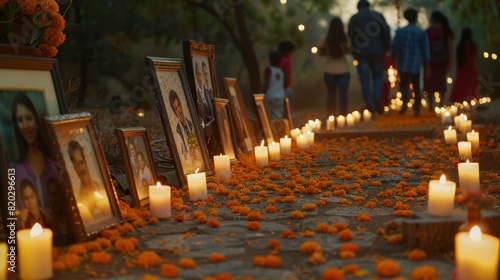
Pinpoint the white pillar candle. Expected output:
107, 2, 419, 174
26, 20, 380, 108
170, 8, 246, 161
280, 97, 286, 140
326, 116, 335, 131
18, 223, 52, 280
352, 111, 361, 123
441, 111, 451, 124
149, 182, 171, 218
314, 119, 321, 132
346, 113, 355, 127
444, 126, 457, 145
302, 124, 312, 134
214, 154, 231, 179
454, 115, 463, 129
363, 109, 371, 122
455, 226, 499, 280
427, 174, 456, 217
297, 134, 308, 150
187, 168, 207, 201
280, 135, 292, 155
268, 142, 281, 161
305, 131, 315, 147
450, 105, 458, 117
461, 120, 472, 134
458, 141, 472, 161
466, 130, 479, 151
290, 128, 301, 141
0, 243, 7, 280
254, 140, 269, 167
337, 115, 345, 127
457, 160, 480, 194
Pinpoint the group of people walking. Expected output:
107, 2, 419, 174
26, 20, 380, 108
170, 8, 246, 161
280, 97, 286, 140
317, 0, 478, 118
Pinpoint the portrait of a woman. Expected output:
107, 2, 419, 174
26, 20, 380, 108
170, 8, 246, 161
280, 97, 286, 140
12, 92, 59, 209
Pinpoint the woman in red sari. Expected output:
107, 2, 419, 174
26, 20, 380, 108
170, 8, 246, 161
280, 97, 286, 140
449, 28, 478, 103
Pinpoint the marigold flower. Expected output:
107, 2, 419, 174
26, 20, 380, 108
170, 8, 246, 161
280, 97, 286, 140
309, 250, 326, 264
333, 222, 347, 231
407, 249, 427, 261
299, 241, 321, 255
387, 234, 403, 244
136, 251, 161, 268
281, 230, 296, 239
265, 205, 277, 213
339, 250, 356, 259
339, 242, 359, 253
411, 265, 438, 280
343, 264, 359, 274
375, 259, 401, 277
338, 229, 354, 241
290, 210, 306, 219
357, 212, 371, 221
246, 211, 262, 221
178, 258, 197, 269
160, 264, 179, 278
246, 221, 261, 231
302, 203, 317, 211
322, 268, 344, 280
68, 244, 86, 255
316, 222, 330, 233
267, 239, 281, 249
55, 253, 80, 270
114, 237, 138, 254
209, 252, 225, 263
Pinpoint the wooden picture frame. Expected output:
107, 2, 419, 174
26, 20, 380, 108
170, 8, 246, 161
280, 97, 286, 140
253, 94, 275, 145
183, 40, 224, 158
221, 77, 257, 153
116, 127, 158, 208
0, 55, 72, 244
213, 98, 239, 163
145, 57, 212, 186
45, 113, 122, 242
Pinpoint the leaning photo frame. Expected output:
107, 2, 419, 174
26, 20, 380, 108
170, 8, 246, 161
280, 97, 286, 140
116, 127, 158, 208
213, 98, 239, 163
221, 77, 257, 153
145, 57, 213, 187
0, 55, 72, 245
45, 113, 122, 242
253, 94, 276, 145
182, 40, 224, 158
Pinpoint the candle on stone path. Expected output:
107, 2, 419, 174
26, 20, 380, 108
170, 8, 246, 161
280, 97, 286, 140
443, 126, 457, 145
466, 130, 479, 151
149, 182, 171, 218
454, 115, 463, 129
305, 131, 315, 148
280, 135, 291, 155
18, 223, 52, 280
326, 115, 335, 131
302, 124, 312, 134
268, 142, 281, 161
254, 140, 269, 167
427, 174, 456, 217
290, 128, 301, 141
455, 226, 499, 280
363, 109, 371, 121
214, 154, 231, 179
352, 111, 361, 123
188, 168, 207, 201
450, 105, 458, 117
346, 113, 355, 127
460, 115, 472, 133
314, 119, 321, 132
297, 134, 308, 150
337, 115, 346, 127
441, 110, 451, 124
458, 141, 472, 161
457, 160, 480, 194
0, 243, 6, 280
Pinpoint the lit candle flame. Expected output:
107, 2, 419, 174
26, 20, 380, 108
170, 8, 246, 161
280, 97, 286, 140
30, 223, 43, 238
156, 182, 161, 189
260, 140, 264, 147
470, 225, 482, 242
284, 135, 288, 139
439, 174, 447, 184
328, 115, 334, 122
448, 126, 453, 130
466, 159, 470, 163
94, 191, 104, 199
195, 168, 200, 174
471, 130, 475, 135
299, 134, 305, 139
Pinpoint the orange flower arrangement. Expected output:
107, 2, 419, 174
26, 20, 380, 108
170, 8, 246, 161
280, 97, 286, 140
160, 264, 180, 278
375, 259, 401, 277
0, 0, 66, 57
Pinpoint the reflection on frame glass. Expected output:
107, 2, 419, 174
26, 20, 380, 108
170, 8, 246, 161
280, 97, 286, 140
45, 113, 122, 242
183, 40, 224, 158
0, 55, 72, 244
253, 94, 275, 145
213, 98, 239, 163
145, 57, 213, 186
221, 77, 257, 153
116, 127, 158, 208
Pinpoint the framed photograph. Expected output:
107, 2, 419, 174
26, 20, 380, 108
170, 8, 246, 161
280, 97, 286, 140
284, 96, 294, 129
221, 77, 257, 153
45, 113, 122, 242
116, 127, 158, 208
213, 98, 239, 163
253, 94, 275, 145
0, 55, 72, 244
183, 40, 224, 158
145, 57, 213, 186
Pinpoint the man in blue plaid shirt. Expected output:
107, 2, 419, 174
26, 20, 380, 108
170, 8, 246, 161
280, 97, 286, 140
392, 8, 431, 117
